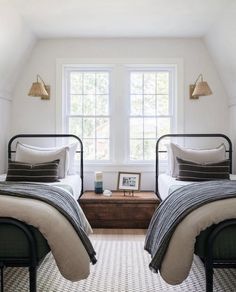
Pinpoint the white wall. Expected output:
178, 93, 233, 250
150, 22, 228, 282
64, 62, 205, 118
0, 3, 35, 172
205, 1, 236, 171
0, 3, 35, 97
11, 38, 230, 190
0, 98, 11, 173
229, 102, 236, 172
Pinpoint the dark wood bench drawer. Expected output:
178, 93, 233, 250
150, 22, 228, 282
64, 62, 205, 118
79, 191, 159, 228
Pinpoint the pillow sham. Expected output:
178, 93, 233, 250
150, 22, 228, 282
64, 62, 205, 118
15, 142, 78, 175
167, 143, 226, 177
67, 142, 78, 175
15, 142, 69, 179
6, 160, 60, 182
176, 157, 230, 181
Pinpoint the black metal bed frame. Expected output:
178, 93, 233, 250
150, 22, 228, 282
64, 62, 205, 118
0, 218, 40, 292
155, 133, 233, 199
8, 134, 84, 196
155, 133, 235, 292
0, 134, 84, 292
205, 219, 236, 292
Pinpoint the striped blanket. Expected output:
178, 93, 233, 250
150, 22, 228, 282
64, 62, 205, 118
0, 182, 96, 264
145, 180, 236, 272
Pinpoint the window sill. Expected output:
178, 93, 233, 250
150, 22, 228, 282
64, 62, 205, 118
81, 162, 167, 173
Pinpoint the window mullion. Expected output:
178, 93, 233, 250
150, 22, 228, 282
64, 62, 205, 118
129, 68, 173, 162
65, 68, 111, 162
94, 74, 97, 160
81, 73, 84, 141
142, 73, 145, 160
155, 72, 158, 139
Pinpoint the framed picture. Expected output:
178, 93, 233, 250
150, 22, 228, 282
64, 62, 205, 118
117, 172, 141, 192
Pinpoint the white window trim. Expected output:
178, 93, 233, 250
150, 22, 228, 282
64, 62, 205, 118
124, 65, 176, 163
56, 58, 184, 172
64, 66, 113, 163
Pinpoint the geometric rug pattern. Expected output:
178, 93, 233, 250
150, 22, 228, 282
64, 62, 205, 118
3, 230, 236, 291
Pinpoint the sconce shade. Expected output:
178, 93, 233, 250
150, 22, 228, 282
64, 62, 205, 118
28, 82, 48, 97
28, 74, 50, 100
190, 74, 213, 99
192, 81, 212, 97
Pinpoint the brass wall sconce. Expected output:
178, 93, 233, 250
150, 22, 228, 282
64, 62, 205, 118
189, 74, 212, 100
28, 74, 50, 100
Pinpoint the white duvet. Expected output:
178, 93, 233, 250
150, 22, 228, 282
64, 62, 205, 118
0, 193, 92, 281
160, 198, 236, 284
158, 173, 236, 200
0, 174, 81, 200
157, 174, 236, 284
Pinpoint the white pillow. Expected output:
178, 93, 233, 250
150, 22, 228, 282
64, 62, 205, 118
64, 143, 78, 175
16, 142, 78, 175
167, 143, 226, 177
15, 142, 69, 179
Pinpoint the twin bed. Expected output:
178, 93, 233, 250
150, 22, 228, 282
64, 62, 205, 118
145, 133, 236, 292
1, 133, 236, 292
0, 134, 95, 292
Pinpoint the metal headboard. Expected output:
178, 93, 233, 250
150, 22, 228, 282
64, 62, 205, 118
8, 134, 84, 198
156, 133, 233, 200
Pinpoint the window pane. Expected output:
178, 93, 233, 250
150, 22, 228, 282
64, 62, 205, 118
144, 118, 156, 138
130, 118, 143, 139
159, 139, 169, 160
83, 118, 95, 138
130, 139, 143, 160
157, 95, 169, 115
96, 95, 109, 115
96, 139, 109, 160
96, 118, 109, 138
130, 95, 142, 116
130, 73, 143, 94
144, 95, 156, 116
84, 139, 95, 160
70, 95, 82, 115
70, 72, 82, 94
96, 73, 109, 94
68, 117, 82, 137
157, 117, 170, 137
83, 95, 95, 115
144, 140, 156, 160
144, 73, 156, 94
159, 152, 168, 161
84, 73, 95, 94
129, 69, 173, 162
157, 72, 169, 94
67, 69, 110, 161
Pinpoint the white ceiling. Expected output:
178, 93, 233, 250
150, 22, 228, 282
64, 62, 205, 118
9, 0, 232, 38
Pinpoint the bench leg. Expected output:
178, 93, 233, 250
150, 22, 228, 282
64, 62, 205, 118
29, 266, 37, 292
0, 266, 3, 292
205, 265, 213, 292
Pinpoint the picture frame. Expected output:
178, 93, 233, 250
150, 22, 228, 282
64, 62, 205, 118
117, 172, 141, 193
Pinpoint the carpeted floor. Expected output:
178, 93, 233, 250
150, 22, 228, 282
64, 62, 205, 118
3, 229, 236, 291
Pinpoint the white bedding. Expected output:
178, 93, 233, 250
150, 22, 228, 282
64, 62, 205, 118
159, 173, 236, 200
0, 174, 81, 200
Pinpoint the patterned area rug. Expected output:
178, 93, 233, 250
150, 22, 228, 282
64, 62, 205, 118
3, 230, 236, 292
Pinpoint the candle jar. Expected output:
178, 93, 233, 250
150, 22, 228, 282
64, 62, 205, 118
94, 171, 103, 194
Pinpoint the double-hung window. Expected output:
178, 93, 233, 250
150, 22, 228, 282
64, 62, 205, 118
129, 68, 174, 161
65, 69, 111, 161
63, 63, 176, 165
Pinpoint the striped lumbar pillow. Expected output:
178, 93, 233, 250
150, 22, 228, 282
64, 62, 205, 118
176, 157, 230, 181
6, 160, 60, 182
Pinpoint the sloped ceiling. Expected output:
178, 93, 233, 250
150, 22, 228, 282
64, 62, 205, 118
0, 0, 235, 103
205, 1, 236, 105
0, 2, 35, 99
